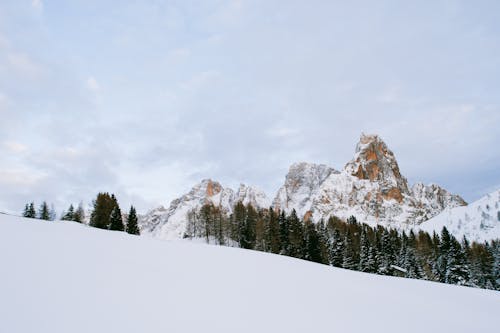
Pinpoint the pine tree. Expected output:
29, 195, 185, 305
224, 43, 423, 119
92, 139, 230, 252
23, 203, 30, 218
342, 230, 356, 270
39, 201, 50, 220
90, 192, 116, 229
445, 236, 470, 285
61, 204, 75, 221
358, 228, 370, 272
126, 206, 140, 235
329, 229, 344, 267
109, 205, 124, 231
233, 202, 246, 247
287, 209, 304, 259
266, 207, 281, 254
278, 211, 289, 255
74, 202, 85, 223
241, 204, 257, 249
304, 221, 324, 263
28, 202, 36, 218
436, 227, 451, 282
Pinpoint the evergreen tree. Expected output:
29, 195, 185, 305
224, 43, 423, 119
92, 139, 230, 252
278, 211, 289, 255
359, 228, 370, 272
266, 208, 281, 254
445, 237, 469, 285
23, 203, 30, 218
436, 227, 452, 282
61, 204, 75, 221
126, 206, 140, 235
28, 202, 36, 218
342, 230, 356, 270
90, 192, 116, 229
74, 202, 85, 223
329, 229, 344, 267
109, 205, 124, 231
39, 201, 50, 220
304, 221, 324, 264
287, 209, 304, 258
233, 202, 246, 247
240, 204, 257, 249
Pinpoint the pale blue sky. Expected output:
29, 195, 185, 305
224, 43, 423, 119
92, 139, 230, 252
1, 0, 499, 213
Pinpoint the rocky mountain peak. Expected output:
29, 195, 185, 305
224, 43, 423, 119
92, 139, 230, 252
273, 162, 338, 217
344, 133, 409, 203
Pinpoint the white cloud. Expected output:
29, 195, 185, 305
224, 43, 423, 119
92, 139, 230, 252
86, 76, 100, 91
31, 0, 43, 10
3, 141, 28, 154
7, 53, 42, 77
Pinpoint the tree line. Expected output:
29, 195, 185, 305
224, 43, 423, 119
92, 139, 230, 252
184, 202, 500, 291
22, 192, 140, 235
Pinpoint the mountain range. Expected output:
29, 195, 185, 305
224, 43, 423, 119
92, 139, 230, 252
140, 133, 498, 242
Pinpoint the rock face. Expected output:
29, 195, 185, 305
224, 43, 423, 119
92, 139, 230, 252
274, 133, 467, 227
419, 189, 500, 242
141, 180, 270, 240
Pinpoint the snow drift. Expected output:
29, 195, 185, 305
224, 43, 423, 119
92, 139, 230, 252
0, 213, 498, 333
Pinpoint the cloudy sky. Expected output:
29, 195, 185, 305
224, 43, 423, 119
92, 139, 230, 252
1, 0, 499, 214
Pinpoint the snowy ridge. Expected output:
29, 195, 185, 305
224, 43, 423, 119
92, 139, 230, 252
142, 179, 270, 240
1, 214, 499, 333
419, 189, 500, 242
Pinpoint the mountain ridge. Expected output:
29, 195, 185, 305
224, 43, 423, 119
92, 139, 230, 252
141, 133, 480, 240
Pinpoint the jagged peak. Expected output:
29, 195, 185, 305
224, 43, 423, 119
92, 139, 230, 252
345, 133, 409, 202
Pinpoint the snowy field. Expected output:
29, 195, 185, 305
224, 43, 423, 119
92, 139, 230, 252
0, 214, 498, 333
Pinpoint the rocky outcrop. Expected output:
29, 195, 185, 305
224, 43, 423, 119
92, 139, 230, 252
274, 133, 466, 227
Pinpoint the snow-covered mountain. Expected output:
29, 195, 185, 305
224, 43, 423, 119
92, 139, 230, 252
1, 214, 499, 333
142, 133, 471, 240
419, 189, 500, 242
141, 179, 270, 239
274, 133, 466, 227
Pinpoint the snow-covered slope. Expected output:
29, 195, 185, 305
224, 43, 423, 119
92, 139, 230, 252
141, 179, 270, 239
419, 189, 500, 242
274, 133, 466, 227
0, 214, 498, 333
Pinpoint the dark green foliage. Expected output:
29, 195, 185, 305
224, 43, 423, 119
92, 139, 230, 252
61, 204, 75, 221
74, 203, 85, 223
23, 202, 36, 218
39, 201, 50, 220
126, 206, 140, 235
109, 206, 124, 231
266, 208, 281, 254
90, 192, 119, 230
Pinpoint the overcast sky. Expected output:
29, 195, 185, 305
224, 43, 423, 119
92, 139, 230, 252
1, 0, 499, 214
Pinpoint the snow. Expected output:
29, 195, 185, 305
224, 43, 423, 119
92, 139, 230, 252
1, 213, 499, 333
419, 189, 500, 242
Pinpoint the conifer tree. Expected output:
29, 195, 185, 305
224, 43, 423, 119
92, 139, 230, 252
109, 205, 124, 231
445, 237, 469, 285
329, 229, 344, 267
90, 192, 116, 229
304, 221, 324, 263
61, 204, 75, 221
436, 227, 451, 282
359, 228, 370, 272
278, 211, 289, 255
126, 206, 140, 235
233, 202, 246, 247
266, 208, 281, 254
74, 202, 85, 223
287, 209, 304, 258
39, 201, 50, 220
342, 230, 356, 270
